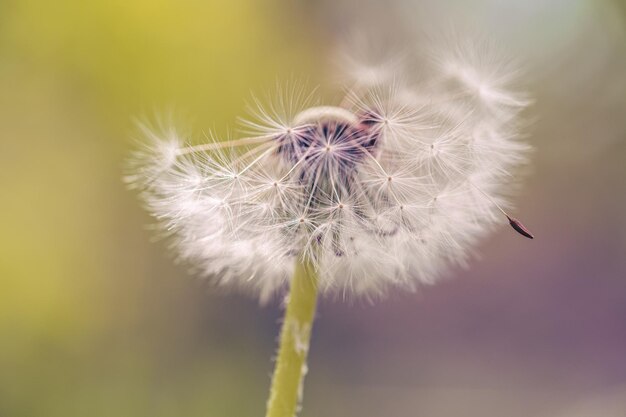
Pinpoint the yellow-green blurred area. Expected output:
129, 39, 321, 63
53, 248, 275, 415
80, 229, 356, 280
1, 1, 626, 416
0, 1, 319, 416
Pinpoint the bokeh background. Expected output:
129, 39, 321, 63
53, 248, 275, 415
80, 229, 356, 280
1, 1, 626, 416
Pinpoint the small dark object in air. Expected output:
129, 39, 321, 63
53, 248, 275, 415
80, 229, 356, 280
507, 216, 534, 239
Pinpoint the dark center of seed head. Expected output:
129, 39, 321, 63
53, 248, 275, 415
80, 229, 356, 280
275, 119, 379, 170
275, 107, 382, 201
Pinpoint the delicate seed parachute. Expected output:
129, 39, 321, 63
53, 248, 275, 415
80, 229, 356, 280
126, 39, 531, 302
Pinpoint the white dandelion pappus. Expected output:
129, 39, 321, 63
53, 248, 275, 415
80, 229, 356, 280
126, 41, 533, 302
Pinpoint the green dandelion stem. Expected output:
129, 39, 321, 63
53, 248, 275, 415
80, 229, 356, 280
265, 258, 319, 417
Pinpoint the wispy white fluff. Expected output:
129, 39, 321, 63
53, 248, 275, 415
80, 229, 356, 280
126, 38, 531, 303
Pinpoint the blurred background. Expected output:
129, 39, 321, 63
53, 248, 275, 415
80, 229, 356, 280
1, 0, 625, 416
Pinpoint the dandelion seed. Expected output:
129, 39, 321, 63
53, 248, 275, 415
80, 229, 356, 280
507, 216, 535, 239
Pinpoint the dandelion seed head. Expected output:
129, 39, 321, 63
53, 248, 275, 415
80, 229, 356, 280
126, 36, 532, 302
